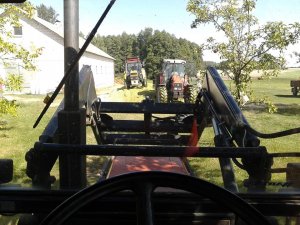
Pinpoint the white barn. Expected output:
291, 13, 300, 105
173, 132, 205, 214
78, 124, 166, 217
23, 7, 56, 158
1, 14, 115, 94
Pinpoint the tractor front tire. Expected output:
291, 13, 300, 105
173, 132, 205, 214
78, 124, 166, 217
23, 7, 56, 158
156, 86, 168, 103
184, 86, 198, 104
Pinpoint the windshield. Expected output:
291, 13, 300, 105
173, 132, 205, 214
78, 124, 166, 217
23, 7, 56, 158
127, 62, 140, 71
1, 1, 300, 224
164, 63, 185, 79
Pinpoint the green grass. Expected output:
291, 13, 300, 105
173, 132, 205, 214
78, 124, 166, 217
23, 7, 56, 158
250, 68, 300, 104
243, 69, 300, 155
0, 94, 108, 186
224, 68, 300, 105
0, 94, 61, 185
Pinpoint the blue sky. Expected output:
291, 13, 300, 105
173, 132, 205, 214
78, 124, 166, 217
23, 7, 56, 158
29, 0, 300, 64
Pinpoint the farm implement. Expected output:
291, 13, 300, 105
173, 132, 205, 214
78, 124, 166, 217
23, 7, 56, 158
1, 1, 300, 225
1, 65, 300, 224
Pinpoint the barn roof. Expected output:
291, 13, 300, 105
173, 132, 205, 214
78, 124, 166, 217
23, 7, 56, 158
32, 16, 114, 60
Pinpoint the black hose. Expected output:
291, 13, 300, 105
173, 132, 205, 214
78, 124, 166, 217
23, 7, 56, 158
244, 124, 300, 139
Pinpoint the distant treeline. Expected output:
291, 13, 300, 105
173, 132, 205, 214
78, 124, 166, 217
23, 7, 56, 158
89, 28, 204, 79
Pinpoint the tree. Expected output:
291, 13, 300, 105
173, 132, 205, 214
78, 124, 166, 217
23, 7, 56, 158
91, 29, 203, 78
36, 3, 59, 24
137, 28, 153, 61
0, 3, 42, 120
187, 0, 300, 108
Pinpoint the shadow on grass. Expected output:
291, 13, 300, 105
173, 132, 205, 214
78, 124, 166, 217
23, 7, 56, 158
12, 168, 32, 185
117, 85, 148, 92
0, 121, 14, 132
0, 126, 14, 132
117, 86, 127, 91
275, 94, 300, 98
137, 89, 156, 100
275, 104, 300, 116
0, 215, 19, 225
243, 103, 300, 116
86, 156, 109, 185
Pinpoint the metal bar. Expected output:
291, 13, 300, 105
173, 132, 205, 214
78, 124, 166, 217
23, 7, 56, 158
109, 138, 183, 145
102, 134, 190, 145
64, 0, 79, 110
98, 120, 193, 132
58, 0, 85, 189
98, 102, 194, 114
102, 133, 191, 140
270, 153, 300, 157
35, 142, 268, 158
212, 118, 238, 192
1, 189, 300, 216
203, 67, 260, 147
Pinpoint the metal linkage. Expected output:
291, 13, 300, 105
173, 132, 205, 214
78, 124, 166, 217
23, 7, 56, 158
35, 142, 268, 158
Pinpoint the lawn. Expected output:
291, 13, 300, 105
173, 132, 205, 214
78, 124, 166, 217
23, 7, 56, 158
0, 94, 61, 185
250, 68, 300, 104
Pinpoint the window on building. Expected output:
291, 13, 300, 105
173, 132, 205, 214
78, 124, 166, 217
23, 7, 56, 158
13, 26, 23, 36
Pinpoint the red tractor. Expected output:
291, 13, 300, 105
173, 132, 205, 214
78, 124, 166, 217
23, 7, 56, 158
155, 59, 197, 103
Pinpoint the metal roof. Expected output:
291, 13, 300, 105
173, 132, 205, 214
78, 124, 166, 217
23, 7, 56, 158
32, 15, 115, 60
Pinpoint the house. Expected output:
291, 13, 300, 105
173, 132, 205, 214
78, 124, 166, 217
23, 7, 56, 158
1, 13, 115, 94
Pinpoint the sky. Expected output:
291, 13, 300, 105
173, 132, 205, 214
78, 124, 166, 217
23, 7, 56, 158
29, 0, 300, 66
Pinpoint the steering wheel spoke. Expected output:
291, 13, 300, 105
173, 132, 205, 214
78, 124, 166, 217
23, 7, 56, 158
134, 182, 155, 225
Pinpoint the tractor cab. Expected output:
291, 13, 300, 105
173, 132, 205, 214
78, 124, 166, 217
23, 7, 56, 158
163, 59, 186, 81
126, 57, 143, 73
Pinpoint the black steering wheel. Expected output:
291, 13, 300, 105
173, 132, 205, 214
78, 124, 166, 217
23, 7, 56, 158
40, 171, 271, 225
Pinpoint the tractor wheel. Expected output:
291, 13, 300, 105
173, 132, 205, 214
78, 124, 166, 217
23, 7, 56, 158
184, 86, 198, 104
292, 87, 298, 96
124, 80, 131, 89
167, 91, 173, 103
156, 86, 168, 103
142, 78, 147, 87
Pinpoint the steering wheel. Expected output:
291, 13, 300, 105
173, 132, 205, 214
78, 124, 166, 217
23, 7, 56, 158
40, 171, 271, 225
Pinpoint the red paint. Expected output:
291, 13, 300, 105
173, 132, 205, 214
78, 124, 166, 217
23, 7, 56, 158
108, 156, 189, 178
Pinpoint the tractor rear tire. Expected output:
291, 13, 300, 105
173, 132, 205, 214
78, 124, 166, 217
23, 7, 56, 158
156, 86, 168, 103
184, 86, 198, 104
292, 87, 298, 96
